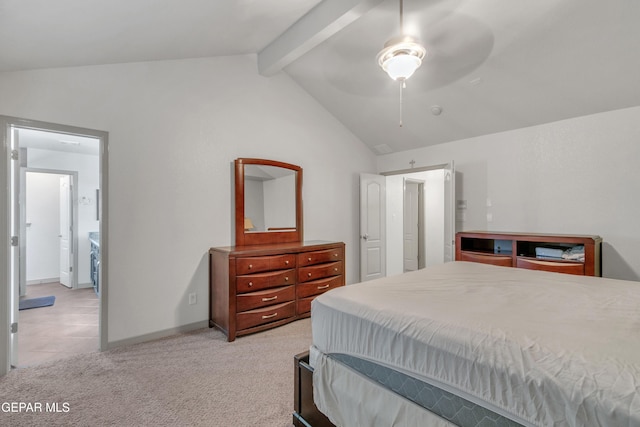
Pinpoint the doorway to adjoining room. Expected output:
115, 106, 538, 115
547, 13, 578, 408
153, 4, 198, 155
2, 118, 107, 371
359, 163, 454, 281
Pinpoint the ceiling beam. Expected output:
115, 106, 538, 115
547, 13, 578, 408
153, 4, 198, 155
258, 0, 384, 76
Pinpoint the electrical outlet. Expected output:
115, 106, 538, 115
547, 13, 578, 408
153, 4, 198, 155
188, 293, 197, 305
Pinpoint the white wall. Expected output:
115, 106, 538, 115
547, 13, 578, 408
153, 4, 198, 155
377, 106, 640, 281
25, 172, 60, 283
27, 149, 100, 286
385, 170, 445, 276
0, 55, 376, 343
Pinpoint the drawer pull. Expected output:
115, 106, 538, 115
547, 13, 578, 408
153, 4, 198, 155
248, 282, 253, 287
334, 268, 338, 272
308, 257, 312, 262
317, 284, 330, 290
285, 260, 289, 265
248, 264, 253, 269
262, 296, 278, 302
262, 312, 278, 320
285, 276, 289, 281
308, 273, 312, 277
334, 253, 338, 257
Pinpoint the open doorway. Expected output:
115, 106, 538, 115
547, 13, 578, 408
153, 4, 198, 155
385, 167, 449, 276
1, 116, 108, 373
359, 163, 454, 281
23, 170, 79, 291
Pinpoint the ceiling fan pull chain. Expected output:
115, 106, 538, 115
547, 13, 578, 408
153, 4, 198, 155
399, 81, 404, 127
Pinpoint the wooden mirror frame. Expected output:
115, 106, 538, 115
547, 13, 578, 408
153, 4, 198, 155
234, 158, 303, 246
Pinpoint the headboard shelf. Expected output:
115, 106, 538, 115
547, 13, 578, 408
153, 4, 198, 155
456, 231, 602, 276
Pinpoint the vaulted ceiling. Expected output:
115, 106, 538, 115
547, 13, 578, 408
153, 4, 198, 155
1, 0, 638, 154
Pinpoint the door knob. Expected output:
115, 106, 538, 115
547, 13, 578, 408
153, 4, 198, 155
361, 234, 369, 240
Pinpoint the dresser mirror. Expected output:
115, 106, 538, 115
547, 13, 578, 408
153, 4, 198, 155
234, 158, 303, 246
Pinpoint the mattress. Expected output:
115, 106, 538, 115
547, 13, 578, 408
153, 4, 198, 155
311, 347, 457, 427
311, 346, 521, 427
311, 261, 640, 427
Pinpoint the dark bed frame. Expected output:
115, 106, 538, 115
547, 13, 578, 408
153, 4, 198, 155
293, 351, 335, 427
292, 351, 525, 427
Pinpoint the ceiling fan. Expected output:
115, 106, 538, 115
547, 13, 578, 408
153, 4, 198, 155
302, 0, 494, 128
376, 0, 427, 126
377, 0, 426, 82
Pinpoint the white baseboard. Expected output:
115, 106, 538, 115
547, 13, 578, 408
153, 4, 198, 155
27, 278, 59, 285
106, 320, 209, 350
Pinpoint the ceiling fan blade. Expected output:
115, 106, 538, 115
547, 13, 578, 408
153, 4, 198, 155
320, 8, 493, 96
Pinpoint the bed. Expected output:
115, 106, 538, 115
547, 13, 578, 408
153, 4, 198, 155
302, 261, 640, 427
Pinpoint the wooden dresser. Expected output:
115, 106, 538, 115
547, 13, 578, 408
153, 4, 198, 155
456, 231, 602, 276
210, 240, 345, 341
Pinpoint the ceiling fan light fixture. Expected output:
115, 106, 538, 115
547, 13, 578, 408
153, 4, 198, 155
377, 37, 426, 81
381, 52, 422, 81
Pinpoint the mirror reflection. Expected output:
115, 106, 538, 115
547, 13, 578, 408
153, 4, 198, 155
244, 165, 297, 232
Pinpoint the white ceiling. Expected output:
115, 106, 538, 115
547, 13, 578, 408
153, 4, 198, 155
18, 128, 100, 156
2, 0, 639, 154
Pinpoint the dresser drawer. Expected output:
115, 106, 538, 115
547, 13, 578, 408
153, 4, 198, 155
459, 251, 512, 267
298, 247, 344, 267
236, 285, 295, 312
297, 296, 314, 316
236, 301, 295, 331
516, 257, 585, 275
236, 254, 296, 275
298, 261, 343, 283
297, 276, 343, 299
236, 269, 295, 293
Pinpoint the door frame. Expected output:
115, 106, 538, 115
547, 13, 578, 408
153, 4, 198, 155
0, 115, 109, 375
22, 169, 79, 289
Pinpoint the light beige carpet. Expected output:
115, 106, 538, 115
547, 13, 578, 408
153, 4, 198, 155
0, 318, 312, 426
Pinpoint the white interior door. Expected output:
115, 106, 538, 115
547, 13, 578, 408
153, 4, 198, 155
403, 180, 420, 272
443, 162, 456, 262
59, 175, 72, 288
360, 173, 386, 282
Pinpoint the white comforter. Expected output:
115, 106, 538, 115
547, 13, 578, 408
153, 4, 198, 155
311, 261, 640, 426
